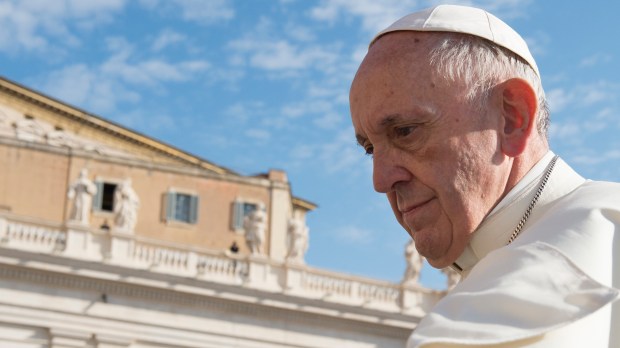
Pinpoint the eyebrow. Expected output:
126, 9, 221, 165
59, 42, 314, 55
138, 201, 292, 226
355, 114, 405, 147
354, 102, 439, 146
380, 114, 402, 128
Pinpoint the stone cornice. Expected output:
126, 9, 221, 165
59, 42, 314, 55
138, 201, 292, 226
0, 136, 278, 188
0, 214, 442, 317
0, 252, 415, 338
0, 76, 233, 175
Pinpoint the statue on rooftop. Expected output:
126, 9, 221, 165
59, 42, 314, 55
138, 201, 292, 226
402, 239, 424, 285
114, 178, 140, 232
286, 217, 309, 263
67, 168, 97, 225
243, 203, 266, 255
442, 266, 461, 291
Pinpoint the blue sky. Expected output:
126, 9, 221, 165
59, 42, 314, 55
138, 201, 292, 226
1, 0, 619, 290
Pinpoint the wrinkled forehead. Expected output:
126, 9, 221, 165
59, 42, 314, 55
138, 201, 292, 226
353, 33, 419, 82
362, 31, 436, 70
349, 34, 445, 130
350, 32, 441, 101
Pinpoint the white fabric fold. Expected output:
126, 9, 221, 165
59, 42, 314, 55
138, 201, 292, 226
451, 152, 558, 276
409, 242, 619, 347
410, 156, 620, 347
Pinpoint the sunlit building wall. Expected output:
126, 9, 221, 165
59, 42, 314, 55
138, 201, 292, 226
0, 77, 441, 348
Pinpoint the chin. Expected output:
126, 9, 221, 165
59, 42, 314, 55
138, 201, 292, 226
413, 242, 453, 268
425, 256, 453, 269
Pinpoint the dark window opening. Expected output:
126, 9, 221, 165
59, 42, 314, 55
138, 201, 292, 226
100, 183, 117, 211
93, 181, 117, 212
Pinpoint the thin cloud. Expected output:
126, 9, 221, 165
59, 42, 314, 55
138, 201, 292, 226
281, 100, 335, 119
314, 112, 343, 129
35, 35, 210, 115
223, 104, 247, 121
0, 3, 47, 52
37, 64, 140, 114
309, 0, 536, 35
284, 22, 317, 42
245, 128, 271, 142
319, 127, 370, 174
549, 83, 618, 159
547, 88, 571, 113
580, 53, 613, 67
548, 81, 619, 113
523, 32, 550, 58
580, 81, 617, 105
0, 0, 125, 54
100, 37, 210, 88
116, 109, 177, 133
152, 29, 187, 51
226, 16, 341, 74
173, 0, 234, 24
309, 0, 419, 33
229, 38, 338, 72
571, 149, 620, 166
549, 122, 581, 141
290, 144, 314, 161
466, 0, 534, 19
334, 225, 374, 245
284, 126, 369, 174
139, 0, 234, 24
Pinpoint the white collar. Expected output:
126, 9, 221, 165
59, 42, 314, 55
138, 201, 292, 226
452, 151, 555, 275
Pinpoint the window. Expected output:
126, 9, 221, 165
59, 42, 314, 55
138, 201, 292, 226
93, 181, 118, 212
165, 192, 199, 224
232, 200, 258, 230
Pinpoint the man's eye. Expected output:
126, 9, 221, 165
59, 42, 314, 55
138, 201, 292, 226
364, 145, 374, 156
395, 126, 416, 137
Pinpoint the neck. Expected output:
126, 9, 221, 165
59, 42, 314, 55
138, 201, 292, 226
502, 139, 549, 202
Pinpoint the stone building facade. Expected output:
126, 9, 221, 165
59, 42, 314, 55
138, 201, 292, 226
0, 77, 442, 348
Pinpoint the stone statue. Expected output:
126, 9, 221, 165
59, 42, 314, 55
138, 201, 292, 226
442, 266, 461, 291
286, 217, 309, 263
243, 203, 266, 255
114, 178, 140, 232
46, 129, 74, 148
14, 116, 45, 142
402, 239, 424, 285
0, 109, 8, 126
67, 168, 97, 225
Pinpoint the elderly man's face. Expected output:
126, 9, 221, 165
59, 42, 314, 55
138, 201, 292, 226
350, 32, 508, 268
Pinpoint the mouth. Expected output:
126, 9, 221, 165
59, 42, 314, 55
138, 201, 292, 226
399, 197, 434, 218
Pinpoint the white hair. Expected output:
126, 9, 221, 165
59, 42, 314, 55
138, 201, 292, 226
427, 33, 549, 138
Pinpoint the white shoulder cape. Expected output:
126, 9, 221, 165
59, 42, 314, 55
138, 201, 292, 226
409, 157, 620, 347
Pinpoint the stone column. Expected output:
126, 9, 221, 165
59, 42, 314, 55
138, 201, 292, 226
49, 328, 92, 348
267, 170, 291, 262
0, 216, 7, 244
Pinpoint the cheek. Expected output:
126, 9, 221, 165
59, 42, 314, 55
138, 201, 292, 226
439, 140, 498, 235
387, 192, 407, 230
410, 202, 454, 259
415, 142, 477, 236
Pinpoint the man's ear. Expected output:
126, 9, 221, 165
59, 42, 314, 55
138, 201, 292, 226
498, 78, 538, 157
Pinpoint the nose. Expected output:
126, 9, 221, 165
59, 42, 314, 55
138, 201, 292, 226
372, 148, 412, 193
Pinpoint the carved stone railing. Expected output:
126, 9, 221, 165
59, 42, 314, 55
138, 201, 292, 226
359, 282, 401, 303
133, 241, 192, 270
0, 217, 66, 253
0, 213, 443, 315
302, 272, 354, 297
196, 253, 248, 281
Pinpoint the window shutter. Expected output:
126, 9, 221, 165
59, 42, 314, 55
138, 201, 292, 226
93, 181, 103, 211
166, 192, 176, 221
233, 200, 244, 229
189, 195, 199, 224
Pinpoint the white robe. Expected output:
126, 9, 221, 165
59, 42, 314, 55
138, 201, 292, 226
408, 152, 620, 347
